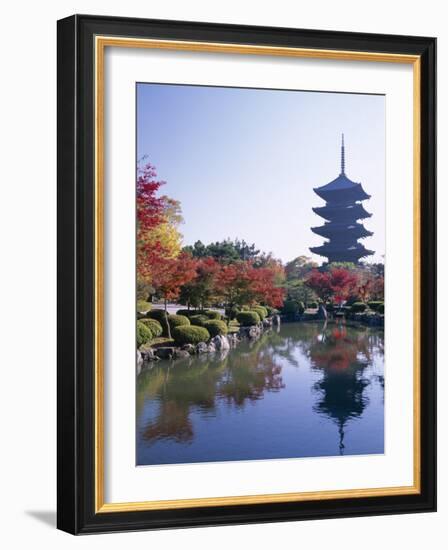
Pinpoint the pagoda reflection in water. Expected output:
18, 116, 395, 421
310, 135, 374, 263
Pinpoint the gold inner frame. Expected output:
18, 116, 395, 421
94, 36, 421, 514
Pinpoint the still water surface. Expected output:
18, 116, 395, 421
137, 321, 384, 465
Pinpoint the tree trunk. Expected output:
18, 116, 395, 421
164, 297, 172, 339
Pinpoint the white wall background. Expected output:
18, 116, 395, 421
0, 0, 443, 547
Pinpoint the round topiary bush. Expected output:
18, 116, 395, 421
204, 310, 222, 320
367, 301, 383, 312
189, 314, 209, 327
147, 309, 168, 321
236, 311, 261, 326
351, 302, 367, 313
139, 318, 163, 338
378, 303, 384, 314
281, 300, 304, 316
167, 314, 190, 330
137, 300, 152, 313
172, 325, 210, 346
265, 306, 279, 316
307, 302, 318, 309
252, 306, 268, 320
203, 319, 228, 337
137, 321, 152, 348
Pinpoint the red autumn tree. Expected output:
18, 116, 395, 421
151, 253, 198, 310
178, 256, 221, 310
216, 261, 285, 316
136, 161, 168, 283
305, 267, 358, 305
250, 265, 285, 308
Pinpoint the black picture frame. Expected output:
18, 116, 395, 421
57, 14, 436, 534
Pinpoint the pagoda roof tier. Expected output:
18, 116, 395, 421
309, 243, 374, 262
311, 222, 373, 239
312, 202, 372, 222
313, 181, 370, 203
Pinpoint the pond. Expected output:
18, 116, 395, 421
136, 321, 384, 466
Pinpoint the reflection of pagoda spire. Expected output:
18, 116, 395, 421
338, 419, 345, 455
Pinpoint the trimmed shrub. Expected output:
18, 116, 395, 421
307, 302, 318, 309
225, 306, 240, 321
176, 309, 191, 317
236, 311, 261, 326
137, 321, 152, 348
252, 306, 268, 320
137, 300, 152, 312
167, 314, 190, 330
351, 302, 367, 313
204, 310, 222, 320
378, 303, 384, 314
203, 319, 228, 337
139, 318, 163, 338
281, 300, 304, 316
265, 306, 279, 316
368, 301, 383, 312
147, 309, 168, 321
172, 325, 210, 346
189, 314, 209, 327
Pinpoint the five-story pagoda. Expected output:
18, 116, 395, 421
310, 135, 374, 263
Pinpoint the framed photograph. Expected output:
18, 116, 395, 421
57, 15, 436, 534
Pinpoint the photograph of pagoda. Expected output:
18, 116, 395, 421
136, 83, 385, 466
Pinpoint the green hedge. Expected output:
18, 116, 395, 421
190, 314, 209, 327
378, 303, 384, 314
281, 300, 305, 315
265, 306, 279, 316
147, 309, 168, 321
172, 325, 210, 345
252, 306, 268, 320
307, 302, 318, 309
204, 310, 222, 320
167, 314, 190, 330
137, 300, 152, 313
368, 301, 383, 312
236, 311, 261, 326
351, 302, 367, 313
139, 318, 163, 338
137, 321, 152, 348
203, 319, 228, 337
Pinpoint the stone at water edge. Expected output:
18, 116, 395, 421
181, 343, 196, 355
196, 342, 208, 354
210, 334, 230, 351
154, 347, 175, 360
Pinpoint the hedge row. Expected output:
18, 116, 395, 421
176, 309, 222, 320
203, 319, 228, 337
138, 318, 163, 338
236, 311, 261, 326
172, 325, 210, 345
137, 321, 152, 348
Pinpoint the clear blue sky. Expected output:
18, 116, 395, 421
137, 83, 385, 264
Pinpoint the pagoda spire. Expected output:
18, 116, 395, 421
340, 133, 345, 175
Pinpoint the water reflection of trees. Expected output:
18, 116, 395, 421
306, 321, 383, 454
138, 332, 285, 444
137, 322, 384, 451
